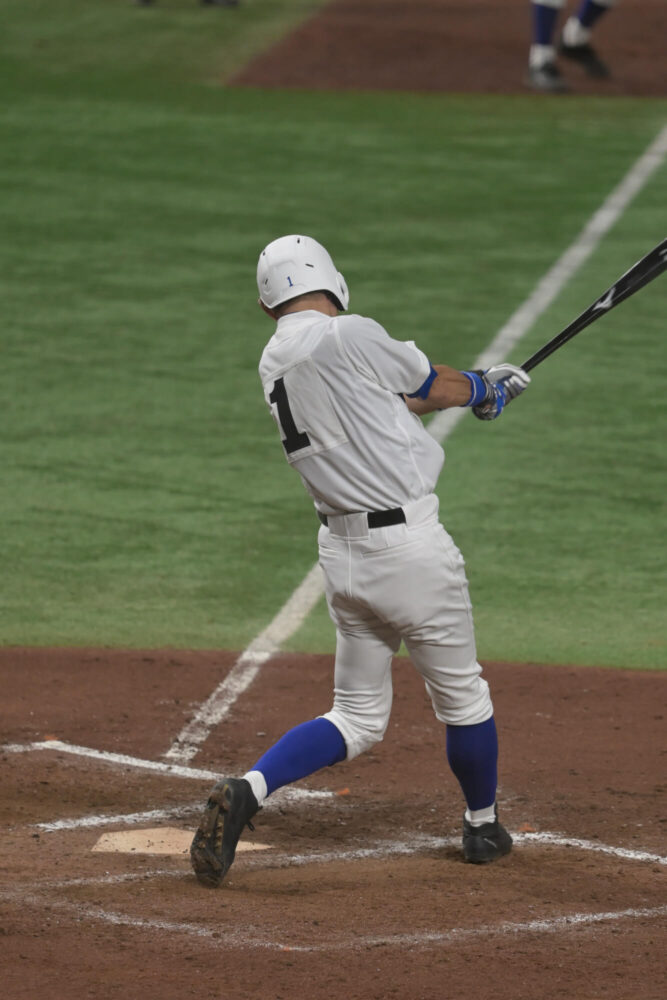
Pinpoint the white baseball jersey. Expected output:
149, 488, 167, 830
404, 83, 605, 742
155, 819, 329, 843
258, 310, 445, 515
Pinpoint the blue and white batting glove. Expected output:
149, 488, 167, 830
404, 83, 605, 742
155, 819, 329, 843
463, 364, 530, 421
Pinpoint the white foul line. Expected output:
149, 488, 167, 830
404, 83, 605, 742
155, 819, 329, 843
163, 123, 667, 765
426, 122, 667, 441
163, 563, 324, 764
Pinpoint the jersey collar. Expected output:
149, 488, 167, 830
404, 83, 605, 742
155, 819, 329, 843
274, 310, 332, 339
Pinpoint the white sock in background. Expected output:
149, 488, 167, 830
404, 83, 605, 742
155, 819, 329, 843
563, 16, 593, 46
529, 43, 557, 69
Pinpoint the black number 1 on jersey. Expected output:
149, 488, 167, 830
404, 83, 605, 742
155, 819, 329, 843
269, 377, 311, 454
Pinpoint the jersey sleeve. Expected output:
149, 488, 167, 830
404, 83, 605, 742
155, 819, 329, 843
335, 315, 432, 396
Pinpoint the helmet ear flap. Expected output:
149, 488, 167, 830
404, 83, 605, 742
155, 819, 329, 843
336, 271, 349, 311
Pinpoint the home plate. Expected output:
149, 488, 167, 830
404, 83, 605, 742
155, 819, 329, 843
91, 828, 272, 855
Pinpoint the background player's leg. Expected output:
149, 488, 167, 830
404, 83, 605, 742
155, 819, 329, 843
573, 0, 615, 29
528, 0, 569, 92
560, 0, 615, 76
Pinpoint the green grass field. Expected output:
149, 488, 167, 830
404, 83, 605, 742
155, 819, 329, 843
1, 1, 665, 666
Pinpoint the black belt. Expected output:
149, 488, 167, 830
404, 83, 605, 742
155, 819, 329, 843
318, 507, 406, 529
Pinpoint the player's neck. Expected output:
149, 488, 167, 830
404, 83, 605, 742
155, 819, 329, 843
280, 294, 338, 318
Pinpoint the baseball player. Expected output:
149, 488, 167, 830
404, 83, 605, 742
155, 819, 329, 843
527, 0, 617, 92
190, 235, 530, 887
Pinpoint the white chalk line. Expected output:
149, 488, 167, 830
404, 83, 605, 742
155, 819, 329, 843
426, 122, 667, 441
168, 830, 661, 872
2, 882, 664, 954
517, 831, 667, 867
2, 740, 334, 836
163, 563, 324, 764
163, 123, 667, 765
20, 764, 666, 866
30, 798, 352, 838
5, 758, 666, 865
2, 831, 665, 953
2, 739, 333, 805
31, 787, 336, 834
2, 830, 665, 895
34, 803, 202, 833
3, 888, 280, 949
3, 739, 224, 780
338, 905, 667, 954
4, 738, 664, 866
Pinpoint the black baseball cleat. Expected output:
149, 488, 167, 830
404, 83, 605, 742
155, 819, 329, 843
525, 62, 569, 94
558, 40, 610, 78
190, 777, 259, 887
462, 810, 513, 864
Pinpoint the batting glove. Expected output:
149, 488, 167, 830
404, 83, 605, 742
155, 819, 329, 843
462, 364, 530, 421
484, 363, 531, 401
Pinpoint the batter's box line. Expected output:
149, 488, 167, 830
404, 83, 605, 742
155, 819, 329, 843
32, 803, 203, 833
4, 741, 665, 867
29, 794, 338, 834
1, 827, 665, 913
1, 739, 335, 806
2, 832, 666, 954
2, 739, 237, 781
1, 882, 665, 954
22, 817, 667, 869
238, 831, 667, 870
5, 832, 666, 893
515, 831, 667, 867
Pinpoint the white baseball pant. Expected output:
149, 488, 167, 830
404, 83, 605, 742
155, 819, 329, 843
319, 494, 493, 760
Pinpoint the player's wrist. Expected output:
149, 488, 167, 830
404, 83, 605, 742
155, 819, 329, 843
461, 370, 490, 407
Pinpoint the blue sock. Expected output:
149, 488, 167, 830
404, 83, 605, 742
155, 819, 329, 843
576, 0, 610, 29
446, 716, 498, 811
531, 3, 560, 45
251, 718, 347, 796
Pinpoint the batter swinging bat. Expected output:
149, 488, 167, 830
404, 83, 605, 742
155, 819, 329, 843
521, 236, 667, 373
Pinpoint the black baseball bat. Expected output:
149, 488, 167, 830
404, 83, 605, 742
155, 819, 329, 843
521, 236, 667, 373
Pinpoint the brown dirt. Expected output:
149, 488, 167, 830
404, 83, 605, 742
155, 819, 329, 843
1, 647, 665, 999
230, 0, 667, 97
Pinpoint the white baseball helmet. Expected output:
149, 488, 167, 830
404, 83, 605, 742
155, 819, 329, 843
257, 235, 349, 311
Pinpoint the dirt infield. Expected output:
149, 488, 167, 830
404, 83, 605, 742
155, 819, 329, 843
1, 647, 665, 999
230, 0, 667, 96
